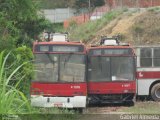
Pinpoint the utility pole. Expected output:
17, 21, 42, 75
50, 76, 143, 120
151, 0, 153, 7
89, 0, 91, 10
121, 0, 123, 9
137, 0, 140, 11
88, 0, 91, 18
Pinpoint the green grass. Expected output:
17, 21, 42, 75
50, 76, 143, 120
51, 23, 64, 33
147, 6, 160, 12
118, 102, 160, 114
0, 51, 31, 114
68, 10, 123, 43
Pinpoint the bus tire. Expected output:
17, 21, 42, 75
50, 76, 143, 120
151, 83, 160, 101
73, 108, 83, 114
124, 101, 134, 107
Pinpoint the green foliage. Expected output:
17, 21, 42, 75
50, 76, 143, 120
148, 6, 160, 12
48, 23, 64, 33
36, 0, 75, 9
75, 0, 105, 9
0, 12, 19, 51
92, 0, 105, 7
0, 0, 53, 50
3, 46, 34, 97
13, 46, 34, 96
37, 0, 105, 10
16, 17, 52, 47
0, 51, 31, 114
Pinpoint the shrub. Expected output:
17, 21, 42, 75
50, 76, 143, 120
5, 46, 34, 96
13, 46, 34, 96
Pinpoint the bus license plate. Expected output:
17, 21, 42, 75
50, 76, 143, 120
54, 103, 63, 107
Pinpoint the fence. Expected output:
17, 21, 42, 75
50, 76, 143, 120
64, 5, 109, 28
64, 14, 90, 28
64, 0, 160, 28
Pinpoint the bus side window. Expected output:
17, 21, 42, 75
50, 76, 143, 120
140, 48, 152, 67
153, 48, 160, 66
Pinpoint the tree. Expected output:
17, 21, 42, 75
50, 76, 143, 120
92, 0, 105, 7
75, 0, 105, 9
0, 0, 52, 49
37, 0, 76, 9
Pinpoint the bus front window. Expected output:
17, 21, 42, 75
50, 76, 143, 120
60, 54, 86, 82
88, 56, 135, 82
111, 57, 135, 81
34, 54, 86, 83
34, 54, 59, 82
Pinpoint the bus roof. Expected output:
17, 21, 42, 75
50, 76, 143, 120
87, 45, 135, 56
33, 41, 85, 46
134, 45, 160, 48
33, 41, 86, 53
87, 45, 133, 50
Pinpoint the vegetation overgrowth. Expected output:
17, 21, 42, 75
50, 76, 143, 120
67, 10, 123, 43
0, 51, 31, 114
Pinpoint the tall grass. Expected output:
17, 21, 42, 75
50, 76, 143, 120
0, 51, 31, 114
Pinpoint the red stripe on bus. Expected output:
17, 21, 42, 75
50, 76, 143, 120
137, 71, 160, 79
88, 81, 136, 94
31, 82, 87, 96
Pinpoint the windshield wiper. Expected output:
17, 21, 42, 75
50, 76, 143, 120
64, 52, 74, 67
98, 56, 102, 72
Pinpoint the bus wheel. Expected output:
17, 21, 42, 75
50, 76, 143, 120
151, 83, 160, 101
73, 108, 84, 114
124, 101, 135, 107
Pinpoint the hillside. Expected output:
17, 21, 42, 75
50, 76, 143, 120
89, 8, 160, 45
69, 7, 160, 45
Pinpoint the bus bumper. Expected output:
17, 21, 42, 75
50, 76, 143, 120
31, 95, 86, 108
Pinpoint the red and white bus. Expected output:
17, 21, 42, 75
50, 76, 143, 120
87, 37, 136, 105
31, 33, 87, 109
135, 46, 160, 101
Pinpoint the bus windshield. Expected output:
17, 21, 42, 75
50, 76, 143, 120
88, 56, 135, 82
33, 54, 86, 83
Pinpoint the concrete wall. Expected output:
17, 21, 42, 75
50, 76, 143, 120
42, 8, 76, 23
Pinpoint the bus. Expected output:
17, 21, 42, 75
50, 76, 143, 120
31, 33, 87, 109
135, 46, 160, 101
87, 37, 136, 105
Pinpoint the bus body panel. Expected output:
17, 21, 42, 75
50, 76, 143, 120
137, 79, 158, 95
135, 46, 160, 99
137, 67, 160, 95
31, 95, 86, 108
88, 81, 136, 94
31, 82, 87, 96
